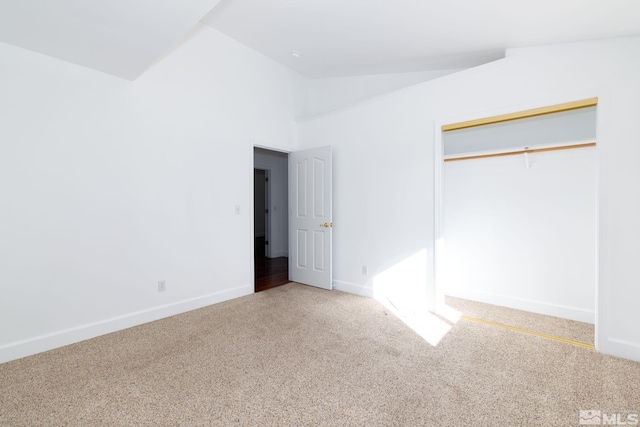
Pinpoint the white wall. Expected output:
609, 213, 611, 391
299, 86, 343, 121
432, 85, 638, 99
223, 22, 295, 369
297, 35, 640, 362
444, 147, 596, 323
0, 23, 303, 363
298, 69, 462, 119
254, 148, 289, 258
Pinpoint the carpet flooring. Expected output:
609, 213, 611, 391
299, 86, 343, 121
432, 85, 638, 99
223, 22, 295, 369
1, 283, 639, 426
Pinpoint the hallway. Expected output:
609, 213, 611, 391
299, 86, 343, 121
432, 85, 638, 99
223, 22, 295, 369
255, 236, 289, 292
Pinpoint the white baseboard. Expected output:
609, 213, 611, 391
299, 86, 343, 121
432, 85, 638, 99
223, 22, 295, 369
602, 337, 640, 363
270, 250, 288, 258
332, 280, 374, 298
0, 285, 253, 364
446, 288, 595, 324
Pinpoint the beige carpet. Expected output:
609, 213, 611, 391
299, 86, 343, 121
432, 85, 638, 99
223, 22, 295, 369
1, 283, 639, 426
445, 296, 595, 345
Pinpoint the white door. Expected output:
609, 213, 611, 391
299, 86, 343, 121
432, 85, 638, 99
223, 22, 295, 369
289, 146, 332, 290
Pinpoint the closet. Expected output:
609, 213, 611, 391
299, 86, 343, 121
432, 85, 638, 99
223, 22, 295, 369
442, 100, 597, 323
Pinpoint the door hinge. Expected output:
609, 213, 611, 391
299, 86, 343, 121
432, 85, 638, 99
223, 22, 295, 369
265, 241, 269, 245
265, 208, 269, 214
265, 177, 269, 182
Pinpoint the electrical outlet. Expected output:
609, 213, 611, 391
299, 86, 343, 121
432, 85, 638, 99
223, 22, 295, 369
158, 281, 166, 292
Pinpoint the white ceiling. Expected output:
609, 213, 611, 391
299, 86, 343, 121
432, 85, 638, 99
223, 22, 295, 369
0, 0, 639, 80
203, 0, 640, 78
0, 0, 222, 80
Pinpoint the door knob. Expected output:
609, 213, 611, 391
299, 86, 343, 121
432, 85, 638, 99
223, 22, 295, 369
320, 222, 333, 228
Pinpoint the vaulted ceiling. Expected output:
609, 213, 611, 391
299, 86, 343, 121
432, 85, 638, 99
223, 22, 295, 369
204, 0, 640, 77
1, 0, 639, 80
0, 0, 222, 80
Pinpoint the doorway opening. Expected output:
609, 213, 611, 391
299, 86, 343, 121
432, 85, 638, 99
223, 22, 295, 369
254, 148, 290, 292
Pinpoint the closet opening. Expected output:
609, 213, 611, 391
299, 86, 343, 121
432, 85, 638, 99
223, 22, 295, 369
436, 98, 598, 346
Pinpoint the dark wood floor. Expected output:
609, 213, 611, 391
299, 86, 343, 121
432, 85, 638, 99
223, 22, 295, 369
255, 256, 289, 292
254, 237, 289, 292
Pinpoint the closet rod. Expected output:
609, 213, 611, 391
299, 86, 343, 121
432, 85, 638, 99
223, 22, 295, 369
444, 142, 596, 163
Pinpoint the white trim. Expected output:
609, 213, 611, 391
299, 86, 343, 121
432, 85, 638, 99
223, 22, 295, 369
593, 89, 611, 353
332, 280, 374, 298
445, 289, 595, 324
605, 338, 640, 363
0, 285, 253, 364
250, 145, 256, 293
432, 119, 444, 312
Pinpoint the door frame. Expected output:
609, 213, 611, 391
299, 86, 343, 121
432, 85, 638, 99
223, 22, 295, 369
432, 90, 608, 353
